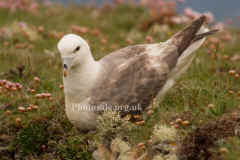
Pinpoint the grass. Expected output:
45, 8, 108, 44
0, 3, 240, 160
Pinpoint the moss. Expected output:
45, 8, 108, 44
152, 125, 177, 144
57, 136, 92, 160
14, 120, 49, 156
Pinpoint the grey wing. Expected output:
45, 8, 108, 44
89, 45, 171, 116
89, 16, 212, 115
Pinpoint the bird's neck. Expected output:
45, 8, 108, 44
63, 54, 101, 104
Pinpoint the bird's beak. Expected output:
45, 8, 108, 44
62, 56, 74, 77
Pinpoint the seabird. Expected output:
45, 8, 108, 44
57, 16, 217, 131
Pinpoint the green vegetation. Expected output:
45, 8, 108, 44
0, 3, 240, 160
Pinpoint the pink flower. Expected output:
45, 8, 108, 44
43, 0, 52, 7
72, 25, 89, 35
184, 8, 200, 19
28, 2, 39, 14
114, 0, 125, 4
0, 2, 8, 8
139, 0, 148, 6
19, 22, 27, 28
146, 35, 153, 43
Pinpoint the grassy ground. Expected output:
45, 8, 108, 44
0, 3, 240, 160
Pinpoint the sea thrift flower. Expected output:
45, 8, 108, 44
137, 142, 145, 149
136, 120, 145, 126
32, 105, 39, 110
221, 33, 232, 42
110, 44, 118, 50
237, 91, 240, 97
174, 124, 179, 128
6, 110, 11, 116
0, 2, 8, 8
3, 42, 9, 47
91, 28, 101, 36
16, 117, 22, 125
100, 38, 107, 45
18, 106, 26, 112
35, 94, 43, 99
11, 87, 17, 91
184, 8, 200, 19
208, 104, 215, 109
0, 0, 40, 14
228, 90, 234, 95
139, 0, 148, 6
15, 83, 23, 90
59, 84, 64, 89
148, 139, 153, 145
2, 80, 7, 85
133, 114, 141, 119
114, 0, 125, 4
229, 70, 236, 76
219, 147, 229, 154
41, 145, 47, 151
146, 35, 153, 43
4, 84, 10, 90
147, 109, 153, 115
209, 37, 219, 45
31, 89, 36, 93
38, 26, 44, 33
235, 73, 239, 78
176, 118, 182, 123
126, 38, 133, 45
44, 93, 52, 98
71, 25, 89, 34
43, 0, 52, 6
182, 120, 190, 126
28, 2, 39, 14
33, 76, 40, 83
27, 106, 33, 111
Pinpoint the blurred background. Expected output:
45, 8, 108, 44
54, 0, 240, 26
1, 1, 240, 160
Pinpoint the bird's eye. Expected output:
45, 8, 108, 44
73, 46, 80, 53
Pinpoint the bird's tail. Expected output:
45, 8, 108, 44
171, 15, 218, 55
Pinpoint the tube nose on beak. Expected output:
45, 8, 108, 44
62, 56, 74, 70
62, 56, 74, 77
63, 64, 68, 69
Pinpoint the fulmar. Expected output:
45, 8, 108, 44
57, 16, 217, 131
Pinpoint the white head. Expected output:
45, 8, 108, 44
57, 34, 93, 72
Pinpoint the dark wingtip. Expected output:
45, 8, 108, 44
192, 29, 219, 42
172, 15, 207, 54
